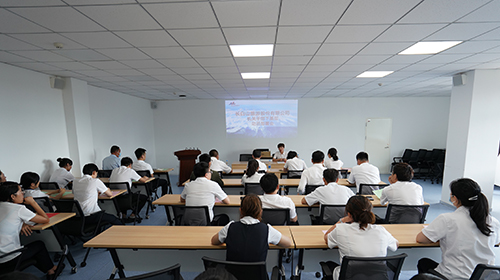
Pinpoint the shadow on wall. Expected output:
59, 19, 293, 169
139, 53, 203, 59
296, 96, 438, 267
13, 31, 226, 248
40, 159, 54, 182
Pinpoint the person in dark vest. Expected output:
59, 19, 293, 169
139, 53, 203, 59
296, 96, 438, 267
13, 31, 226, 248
211, 194, 292, 262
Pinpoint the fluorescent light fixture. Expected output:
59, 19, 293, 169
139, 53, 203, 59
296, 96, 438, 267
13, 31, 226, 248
241, 72, 270, 79
230, 44, 273, 57
399, 41, 462, 55
356, 71, 394, 78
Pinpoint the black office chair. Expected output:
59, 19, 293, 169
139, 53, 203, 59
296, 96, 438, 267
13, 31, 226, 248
107, 263, 181, 280
171, 205, 211, 226
262, 208, 290, 226
239, 154, 253, 161
202, 256, 282, 280
320, 253, 407, 280
305, 185, 323, 195
339, 169, 349, 179
244, 183, 264, 195
135, 170, 157, 218
310, 204, 346, 225
469, 264, 500, 280
104, 182, 142, 225
358, 183, 389, 195
286, 170, 303, 179
391, 149, 413, 171
39, 182, 59, 190
97, 170, 112, 178
384, 204, 430, 224
33, 196, 56, 213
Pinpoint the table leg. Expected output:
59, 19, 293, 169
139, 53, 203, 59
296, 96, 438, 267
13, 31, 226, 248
292, 249, 304, 280
109, 248, 126, 279
51, 226, 77, 273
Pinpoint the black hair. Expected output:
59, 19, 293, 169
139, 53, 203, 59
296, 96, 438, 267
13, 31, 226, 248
199, 153, 211, 164
57, 157, 73, 168
252, 149, 261, 158
82, 163, 99, 176
287, 151, 297, 160
0, 181, 20, 202
260, 173, 278, 193
345, 196, 375, 230
121, 157, 133, 167
110, 145, 120, 154
209, 149, 218, 157
194, 162, 210, 178
134, 148, 146, 159
194, 268, 237, 280
392, 163, 413, 181
311, 150, 324, 163
410, 274, 443, 280
356, 152, 369, 161
20, 172, 40, 189
323, 169, 339, 183
450, 178, 492, 236
245, 159, 259, 177
327, 148, 339, 161
277, 143, 285, 148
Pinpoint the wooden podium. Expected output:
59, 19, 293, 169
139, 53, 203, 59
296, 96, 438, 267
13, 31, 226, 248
174, 149, 201, 186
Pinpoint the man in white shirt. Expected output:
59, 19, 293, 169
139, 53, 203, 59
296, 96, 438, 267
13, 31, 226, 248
259, 173, 298, 223
297, 150, 326, 194
72, 163, 123, 225
348, 151, 381, 194
181, 162, 231, 225
132, 147, 171, 195
209, 149, 232, 174
283, 151, 308, 178
380, 163, 424, 206
252, 149, 268, 172
102, 145, 121, 170
272, 143, 287, 162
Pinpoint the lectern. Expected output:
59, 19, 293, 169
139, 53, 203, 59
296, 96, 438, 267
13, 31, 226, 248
174, 149, 201, 186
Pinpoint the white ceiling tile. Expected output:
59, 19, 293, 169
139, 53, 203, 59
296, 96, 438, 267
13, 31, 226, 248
12, 62, 62, 71
304, 65, 340, 72
204, 66, 239, 74
184, 46, 231, 58
107, 69, 144, 76
425, 23, 500, 41
158, 58, 199, 68
382, 55, 430, 64
65, 0, 136, 4
74, 69, 113, 76
358, 42, 412, 55
456, 53, 500, 63
11, 33, 86, 50
10, 50, 71, 62
62, 32, 131, 49
237, 65, 271, 72
309, 55, 350, 65
121, 59, 164, 69
0, 0, 65, 6
400, 64, 441, 71
115, 30, 178, 47
272, 65, 306, 72
169, 29, 226, 46
440, 41, 500, 54
274, 44, 320, 56
47, 61, 96, 70
196, 57, 235, 67
336, 64, 372, 72
75, 5, 161, 31
223, 27, 276, 45
472, 27, 500, 41
375, 24, 447, 42
419, 54, 471, 64
457, 1, 500, 23
182, 73, 213, 80
9, 7, 105, 32
212, 0, 279, 27
0, 51, 34, 63
98, 76, 129, 82
277, 26, 332, 44
399, 0, 486, 23
140, 47, 190, 59
55, 49, 109, 61
0, 9, 50, 33
272, 56, 312, 65
316, 43, 367, 56
140, 68, 175, 75
143, 2, 219, 29
96, 48, 150, 60
340, 0, 421, 24
348, 55, 391, 64
280, 0, 350, 26
326, 25, 390, 43
0, 35, 40, 50
235, 57, 272, 66
85, 61, 129, 70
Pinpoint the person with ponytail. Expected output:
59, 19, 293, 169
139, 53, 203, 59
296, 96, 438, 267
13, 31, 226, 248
241, 159, 263, 184
323, 195, 398, 280
325, 148, 344, 170
416, 178, 500, 280
49, 157, 74, 189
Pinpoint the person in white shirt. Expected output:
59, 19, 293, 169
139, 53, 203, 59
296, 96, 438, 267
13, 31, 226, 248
181, 162, 230, 225
347, 151, 381, 194
259, 173, 298, 223
325, 147, 344, 170
49, 157, 75, 190
252, 149, 268, 172
241, 159, 264, 185
297, 150, 326, 194
21, 172, 64, 201
133, 147, 170, 195
209, 149, 232, 174
102, 145, 121, 170
416, 178, 500, 280
323, 195, 399, 280
380, 163, 424, 206
272, 143, 287, 162
72, 163, 123, 225
109, 157, 149, 222
283, 151, 307, 178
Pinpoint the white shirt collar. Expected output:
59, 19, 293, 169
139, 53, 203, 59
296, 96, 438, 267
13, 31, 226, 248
240, 216, 260, 225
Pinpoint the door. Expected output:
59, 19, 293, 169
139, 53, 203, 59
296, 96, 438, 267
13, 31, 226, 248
365, 118, 392, 174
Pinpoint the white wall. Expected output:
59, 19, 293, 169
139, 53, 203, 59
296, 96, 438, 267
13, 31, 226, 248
152, 97, 450, 178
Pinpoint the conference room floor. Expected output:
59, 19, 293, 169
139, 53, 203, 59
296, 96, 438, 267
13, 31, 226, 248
24, 174, 500, 280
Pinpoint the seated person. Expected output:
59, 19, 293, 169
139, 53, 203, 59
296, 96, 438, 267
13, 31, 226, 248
72, 163, 123, 225
49, 157, 74, 189
0, 181, 61, 278
109, 157, 149, 222
190, 153, 224, 187
209, 149, 232, 174
0, 170, 6, 183
348, 151, 381, 194
21, 172, 64, 200
182, 162, 230, 225
259, 173, 297, 223
325, 147, 344, 170
297, 150, 326, 194
252, 149, 268, 172
102, 145, 121, 170
241, 159, 264, 185
272, 143, 288, 162
132, 147, 170, 195
211, 194, 292, 262
380, 163, 424, 206
283, 151, 307, 178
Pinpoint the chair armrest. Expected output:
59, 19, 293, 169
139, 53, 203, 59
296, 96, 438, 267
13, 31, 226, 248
271, 266, 285, 280
319, 262, 334, 280
392, 156, 402, 162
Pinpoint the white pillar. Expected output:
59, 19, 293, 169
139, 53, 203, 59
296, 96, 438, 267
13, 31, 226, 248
441, 69, 500, 206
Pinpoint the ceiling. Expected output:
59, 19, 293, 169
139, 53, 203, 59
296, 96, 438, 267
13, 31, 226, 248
1, 0, 499, 100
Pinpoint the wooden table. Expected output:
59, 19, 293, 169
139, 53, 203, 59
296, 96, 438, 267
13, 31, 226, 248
48, 189, 127, 200
153, 168, 174, 174
100, 177, 156, 184
153, 168, 174, 194
232, 161, 285, 170
31, 212, 76, 230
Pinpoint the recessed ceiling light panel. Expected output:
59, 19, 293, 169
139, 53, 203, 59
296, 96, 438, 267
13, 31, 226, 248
241, 72, 271, 79
356, 71, 394, 78
399, 41, 462, 55
230, 44, 274, 57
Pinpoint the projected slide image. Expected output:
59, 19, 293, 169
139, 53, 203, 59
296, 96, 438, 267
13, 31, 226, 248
226, 100, 298, 138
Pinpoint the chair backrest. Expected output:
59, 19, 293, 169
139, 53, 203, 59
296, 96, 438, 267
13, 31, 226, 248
469, 264, 500, 280
318, 204, 346, 225
385, 204, 430, 224
409, 150, 419, 162
202, 256, 268, 280
305, 185, 323, 195
171, 205, 210, 226
239, 154, 253, 161
244, 183, 264, 195
51, 199, 86, 235
0, 247, 28, 273
358, 183, 389, 195
287, 170, 303, 179
39, 182, 59, 190
338, 253, 407, 280
401, 149, 413, 162
33, 196, 55, 213
261, 208, 290, 225
110, 263, 182, 280
417, 149, 428, 161
339, 169, 349, 179
104, 182, 131, 192
98, 170, 113, 178
136, 170, 152, 177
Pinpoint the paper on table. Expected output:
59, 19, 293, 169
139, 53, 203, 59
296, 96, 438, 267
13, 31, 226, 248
322, 230, 327, 234
372, 189, 383, 199
46, 213, 59, 218
50, 191, 71, 197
